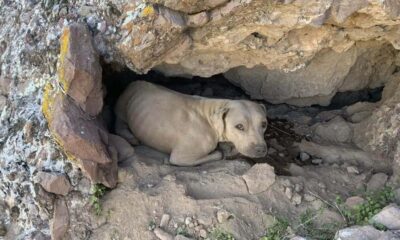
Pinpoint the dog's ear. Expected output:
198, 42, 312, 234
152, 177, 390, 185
259, 103, 266, 115
211, 106, 230, 141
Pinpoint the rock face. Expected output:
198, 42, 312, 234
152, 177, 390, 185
51, 198, 69, 240
371, 204, 400, 230
43, 23, 118, 188
117, 1, 400, 106
224, 43, 396, 106
242, 163, 276, 194
353, 74, 400, 183
366, 173, 388, 192
314, 116, 353, 144
36, 172, 72, 196
58, 24, 103, 116
334, 225, 391, 240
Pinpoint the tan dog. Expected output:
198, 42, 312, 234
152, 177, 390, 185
115, 81, 268, 166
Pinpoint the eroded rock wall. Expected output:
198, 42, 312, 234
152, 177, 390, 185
353, 73, 400, 182
117, 0, 400, 106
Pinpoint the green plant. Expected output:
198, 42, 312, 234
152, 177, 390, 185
176, 225, 190, 237
210, 228, 235, 240
372, 222, 388, 231
260, 218, 289, 240
90, 184, 108, 215
148, 220, 156, 231
337, 187, 395, 226
296, 209, 343, 240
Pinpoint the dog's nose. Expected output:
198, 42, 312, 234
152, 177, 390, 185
254, 144, 267, 155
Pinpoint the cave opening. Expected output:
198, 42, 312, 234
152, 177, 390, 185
101, 62, 385, 175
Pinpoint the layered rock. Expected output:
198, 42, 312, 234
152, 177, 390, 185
43, 23, 117, 188
353, 74, 400, 180
36, 172, 72, 196
117, 0, 400, 106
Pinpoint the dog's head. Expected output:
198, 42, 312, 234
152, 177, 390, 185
214, 100, 268, 158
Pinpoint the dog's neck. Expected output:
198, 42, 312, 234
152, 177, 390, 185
197, 98, 230, 142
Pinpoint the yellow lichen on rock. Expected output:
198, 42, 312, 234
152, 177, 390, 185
140, 5, 155, 17
42, 82, 56, 125
58, 27, 71, 92
42, 83, 78, 162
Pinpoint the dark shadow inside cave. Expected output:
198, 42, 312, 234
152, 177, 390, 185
101, 62, 385, 176
324, 87, 383, 110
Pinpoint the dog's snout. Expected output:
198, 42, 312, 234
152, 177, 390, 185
254, 144, 267, 155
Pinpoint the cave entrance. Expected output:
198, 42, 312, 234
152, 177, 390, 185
100, 63, 384, 176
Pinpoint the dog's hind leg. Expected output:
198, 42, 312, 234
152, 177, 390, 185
114, 117, 139, 145
168, 138, 223, 166
169, 150, 223, 166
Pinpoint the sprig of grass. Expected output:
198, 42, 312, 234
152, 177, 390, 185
260, 218, 289, 240
90, 184, 108, 215
210, 228, 235, 240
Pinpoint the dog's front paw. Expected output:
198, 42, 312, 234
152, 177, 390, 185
219, 142, 239, 160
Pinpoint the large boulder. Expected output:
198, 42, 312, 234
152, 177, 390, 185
43, 23, 118, 188
334, 225, 392, 240
370, 204, 400, 230
58, 23, 103, 116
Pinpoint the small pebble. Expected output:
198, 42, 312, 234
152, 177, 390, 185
299, 152, 310, 161
285, 187, 293, 199
185, 217, 192, 225
199, 229, 207, 238
217, 209, 232, 223
294, 183, 303, 192
345, 196, 365, 209
304, 193, 316, 202
160, 214, 170, 228
197, 217, 212, 226
346, 166, 360, 174
292, 193, 302, 205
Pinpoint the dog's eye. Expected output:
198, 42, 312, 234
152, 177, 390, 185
261, 121, 267, 128
235, 124, 245, 131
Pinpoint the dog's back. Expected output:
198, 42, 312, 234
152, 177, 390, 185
115, 81, 203, 153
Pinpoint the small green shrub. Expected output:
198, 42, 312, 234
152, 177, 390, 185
296, 209, 343, 240
337, 187, 395, 225
148, 220, 156, 231
90, 184, 108, 215
260, 218, 289, 240
210, 228, 235, 240
176, 225, 191, 237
